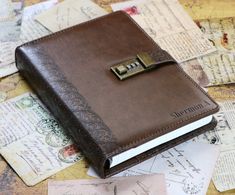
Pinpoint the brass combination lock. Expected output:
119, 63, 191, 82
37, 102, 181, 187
111, 52, 157, 80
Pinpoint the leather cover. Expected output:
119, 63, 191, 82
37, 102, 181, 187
15, 11, 219, 178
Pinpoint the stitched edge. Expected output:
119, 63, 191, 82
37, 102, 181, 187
16, 11, 219, 157
107, 12, 219, 156
15, 48, 116, 175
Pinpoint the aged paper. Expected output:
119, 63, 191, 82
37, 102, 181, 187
0, 1, 230, 194
0, 2, 23, 42
0, 41, 17, 66
20, 0, 57, 42
192, 100, 235, 192
208, 84, 235, 102
48, 174, 167, 195
111, 0, 216, 63
88, 142, 219, 195
180, 0, 235, 20
191, 103, 234, 146
0, 62, 18, 78
0, 41, 18, 77
0, 40, 19, 78
0, 1, 20, 75
35, 0, 107, 32
197, 17, 235, 86
0, 0, 57, 78
0, 93, 83, 186
212, 148, 235, 192
180, 59, 209, 87
0, 74, 88, 195
93, 0, 124, 12
0, 0, 14, 22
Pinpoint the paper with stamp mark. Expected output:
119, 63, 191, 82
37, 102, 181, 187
180, 59, 210, 87
111, 0, 216, 63
48, 174, 167, 195
0, 93, 83, 186
196, 17, 235, 86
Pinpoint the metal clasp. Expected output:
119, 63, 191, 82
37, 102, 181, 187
110, 52, 156, 80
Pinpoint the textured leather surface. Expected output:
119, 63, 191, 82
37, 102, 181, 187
15, 11, 219, 178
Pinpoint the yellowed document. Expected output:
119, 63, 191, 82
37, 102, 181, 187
35, 0, 107, 32
208, 85, 235, 101
212, 101, 235, 192
212, 147, 235, 192
197, 18, 235, 86
180, 0, 235, 20
192, 101, 235, 192
192, 102, 235, 145
0, 93, 83, 186
180, 59, 209, 87
111, 0, 216, 63
48, 174, 167, 195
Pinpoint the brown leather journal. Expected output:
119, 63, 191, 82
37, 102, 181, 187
15, 11, 219, 178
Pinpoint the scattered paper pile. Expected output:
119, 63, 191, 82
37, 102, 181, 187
1, 0, 235, 194
0, 0, 107, 79
0, 0, 56, 78
0, 0, 23, 77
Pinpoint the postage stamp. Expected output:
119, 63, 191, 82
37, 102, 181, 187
58, 144, 83, 163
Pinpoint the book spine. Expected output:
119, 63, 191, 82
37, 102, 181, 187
15, 46, 118, 178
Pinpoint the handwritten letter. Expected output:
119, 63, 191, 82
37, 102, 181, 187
35, 0, 107, 32
0, 93, 83, 186
111, 0, 216, 62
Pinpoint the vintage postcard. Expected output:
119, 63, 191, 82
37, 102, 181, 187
180, 59, 210, 87
19, 0, 57, 42
48, 174, 167, 195
35, 0, 107, 32
208, 84, 235, 101
111, 0, 216, 63
0, 93, 83, 186
197, 17, 235, 86
181, 0, 235, 20
192, 100, 235, 191
0, 0, 57, 78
